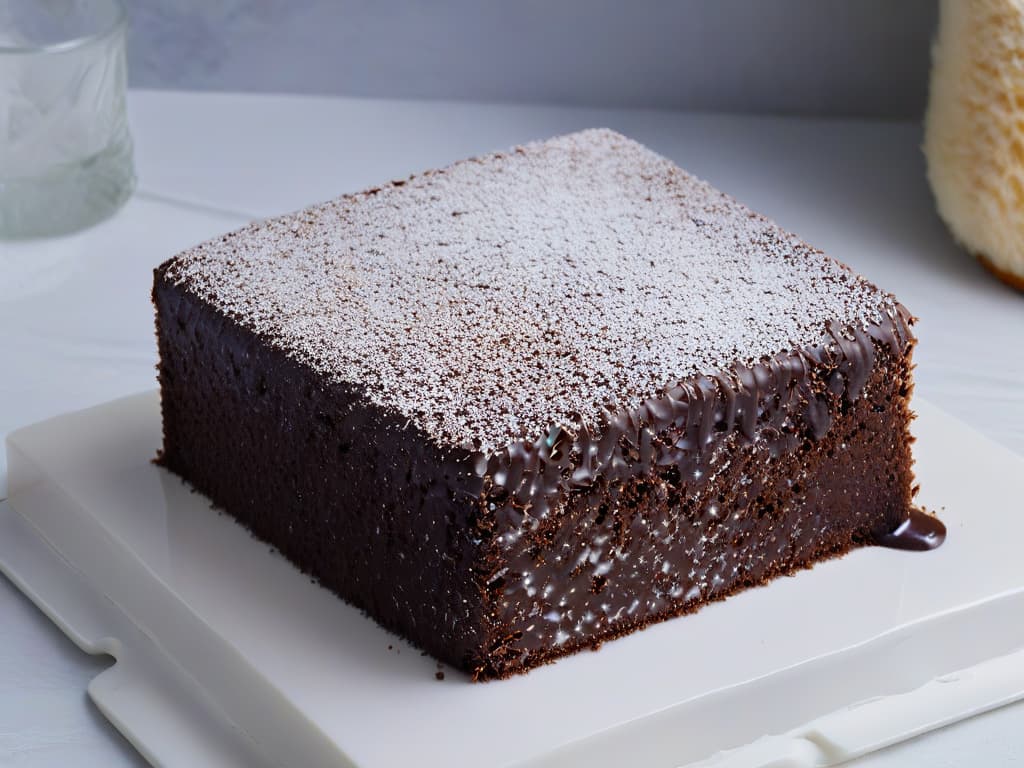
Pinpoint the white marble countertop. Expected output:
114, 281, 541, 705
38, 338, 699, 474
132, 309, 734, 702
0, 90, 1021, 767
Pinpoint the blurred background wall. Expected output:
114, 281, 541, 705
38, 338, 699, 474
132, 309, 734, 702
124, 0, 936, 118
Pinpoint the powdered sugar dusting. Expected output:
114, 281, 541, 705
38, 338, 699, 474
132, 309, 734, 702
162, 129, 897, 452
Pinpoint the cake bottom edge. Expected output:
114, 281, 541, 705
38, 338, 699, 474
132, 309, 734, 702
475, 529, 875, 682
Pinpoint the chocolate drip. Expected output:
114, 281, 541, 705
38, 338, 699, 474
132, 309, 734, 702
875, 509, 946, 551
473, 305, 916, 515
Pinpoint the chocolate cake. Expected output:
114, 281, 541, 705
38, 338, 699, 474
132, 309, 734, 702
153, 129, 940, 681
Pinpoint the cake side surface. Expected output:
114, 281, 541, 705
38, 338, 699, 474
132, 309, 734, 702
472, 313, 917, 678
154, 272, 492, 670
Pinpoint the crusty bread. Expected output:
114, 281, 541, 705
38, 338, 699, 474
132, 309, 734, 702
924, 0, 1024, 292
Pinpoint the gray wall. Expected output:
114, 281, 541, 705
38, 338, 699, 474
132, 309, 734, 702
125, 0, 937, 118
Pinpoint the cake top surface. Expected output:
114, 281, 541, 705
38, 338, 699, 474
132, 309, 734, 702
161, 128, 899, 452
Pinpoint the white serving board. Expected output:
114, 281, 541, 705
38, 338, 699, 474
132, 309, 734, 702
2, 391, 1023, 768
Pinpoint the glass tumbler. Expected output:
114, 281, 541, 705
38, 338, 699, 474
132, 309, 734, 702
0, 0, 134, 238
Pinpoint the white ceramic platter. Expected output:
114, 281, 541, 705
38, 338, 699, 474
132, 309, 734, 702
2, 392, 1023, 767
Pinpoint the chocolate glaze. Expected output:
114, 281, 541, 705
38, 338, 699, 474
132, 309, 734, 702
152, 130, 937, 682
472, 308, 913, 527
469, 304, 933, 677
156, 264, 935, 681
875, 509, 947, 551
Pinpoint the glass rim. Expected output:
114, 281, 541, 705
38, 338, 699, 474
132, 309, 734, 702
0, 0, 127, 56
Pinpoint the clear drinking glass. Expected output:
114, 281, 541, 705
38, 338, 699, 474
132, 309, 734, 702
0, 0, 134, 238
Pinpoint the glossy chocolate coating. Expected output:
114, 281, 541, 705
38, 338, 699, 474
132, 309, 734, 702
875, 509, 947, 551
156, 269, 929, 680
153, 129, 935, 681
470, 308, 922, 677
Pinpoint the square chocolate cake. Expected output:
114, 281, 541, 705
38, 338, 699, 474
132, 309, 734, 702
153, 129, 935, 680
